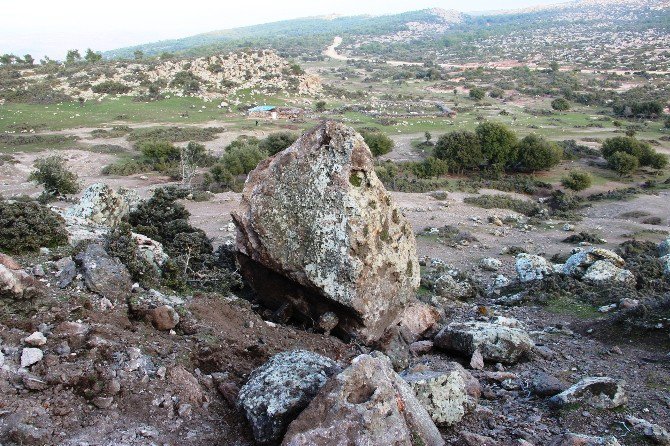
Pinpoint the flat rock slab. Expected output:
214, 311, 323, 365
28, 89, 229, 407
549, 377, 627, 409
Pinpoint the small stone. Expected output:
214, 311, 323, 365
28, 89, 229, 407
21, 348, 43, 368
470, 349, 485, 370
317, 311, 339, 334
149, 305, 180, 331
92, 396, 114, 409
24, 332, 47, 346
410, 340, 434, 356
178, 403, 192, 418
531, 372, 567, 397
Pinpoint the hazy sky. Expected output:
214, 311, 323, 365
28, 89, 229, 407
1, 0, 563, 59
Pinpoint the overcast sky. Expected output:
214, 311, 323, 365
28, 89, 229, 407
1, 0, 564, 59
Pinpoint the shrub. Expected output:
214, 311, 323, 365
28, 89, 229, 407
170, 71, 202, 93
258, 132, 298, 156
514, 134, 563, 172
608, 151, 639, 176
219, 142, 267, 176
463, 194, 543, 217
29, 155, 80, 197
128, 126, 223, 143
561, 171, 593, 191
413, 157, 449, 179
434, 130, 483, 173
91, 81, 131, 94
469, 87, 486, 101
315, 100, 326, 112
138, 140, 180, 166
551, 98, 571, 111
102, 159, 152, 176
647, 152, 669, 170
601, 136, 645, 161
0, 198, 68, 254
360, 130, 394, 157
106, 223, 159, 287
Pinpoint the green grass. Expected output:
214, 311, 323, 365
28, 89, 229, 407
546, 296, 600, 319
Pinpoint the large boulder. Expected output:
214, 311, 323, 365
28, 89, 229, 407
402, 363, 477, 426
232, 121, 420, 343
65, 183, 139, 227
282, 354, 444, 446
548, 433, 621, 446
74, 243, 132, 301
582, 260, 635, 286
238, 350, 342, 445
434, 321, 534, 364
516, 253, 552, 282
0, 257, 41, 300
563, 248, 625, 278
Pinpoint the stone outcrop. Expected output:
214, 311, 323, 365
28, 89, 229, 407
233, 121, 420, 344
582, 260, 635, 286
238, 350, 341, 444
434, 321, 534, 364
0, 255, 41, 300
562, 248, 625, 278
549, 377, 627, 409
281, 354, 444, 446
66, 183, 139, 227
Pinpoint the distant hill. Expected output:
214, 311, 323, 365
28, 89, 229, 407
105, 1, 670, 71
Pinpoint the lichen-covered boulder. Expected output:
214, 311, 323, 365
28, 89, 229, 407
66, 183, 139, 227
238, 350, 341, 445
516, 253, 552, 282
132, 232, 168, 271
582, 260, 635, 286
548, 433, 622, 446
434, 321, 534, 364
402, 364, 477, 426
660, 254, 670, 277
282, 354, 444, 446
563, 248, 625, 278
233, 121, 420, 343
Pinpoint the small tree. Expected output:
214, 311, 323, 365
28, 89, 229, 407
561, 171, 592, 191
469, 87, 485, 101
515, 134, 563, 172
475, 121, 518, 168
84, 49, 102, 63
65, 49, 81, 64
29, 155, 80, 197
608, 151, 639, 176
360, 130, 394, 157
434, 130, 483, 173
258, 132, 298, 155
23, 54, 34, 66
314, 100, 326, 112
549, 61, 560, 72
133, 50, 144, 61
180, 142, 207, 188
424, 132, 432, 143
551, 98, 570, 111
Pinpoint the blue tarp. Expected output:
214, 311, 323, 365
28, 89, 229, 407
248, 105, 276, 112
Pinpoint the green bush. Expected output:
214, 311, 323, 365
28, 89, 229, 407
463, 194, 543, 217
551, 98, 571, 111
219, 142, 267, 176
170, 71, 202, 93
476, 121, 518, 168
469, 87, 486, 101
561, 171, 593, 191
434, 130, 483, 173
0, 198, 68, 254
515, 134, 563, 172
128, 126, 223, 143
258, 132, 298, 155
102, 159, 152, 176
360, 130, 394, 157
601, 136, 667, 172
608, 151, 639, 176
29, 155, 80, 197
413, 157, 449, 179
138, 140, 180, 166
91, 81, 131, 95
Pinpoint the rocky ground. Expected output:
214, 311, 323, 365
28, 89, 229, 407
1, 122, 670, 446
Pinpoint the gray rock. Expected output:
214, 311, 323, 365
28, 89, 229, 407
24, 332, 47, 347
549, 377, 627, 409
547, 433, 621, 446
660, 254, 670, 277
582, 261, 635, 286
65, 182, 139, 227
20, 347, 43, 368
75, 243, 132, 301
659, 239, 670, 257
626, 416, 670, 445
402, 364, 477, 426
434, 321, 534, 364
238, 350, 341, 444
563, 248, 625, 278
479, 257, 502, 271
55, 257, 77, 288
531, 372, 567, 397
433, 274, 475, 300
233, 121, 420, 344
282, 354, 444, 446
516, 253, 552, 282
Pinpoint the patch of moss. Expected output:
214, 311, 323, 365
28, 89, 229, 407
349, 172, 362, 187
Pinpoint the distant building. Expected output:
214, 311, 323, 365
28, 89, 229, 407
247, 105, 304, 121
